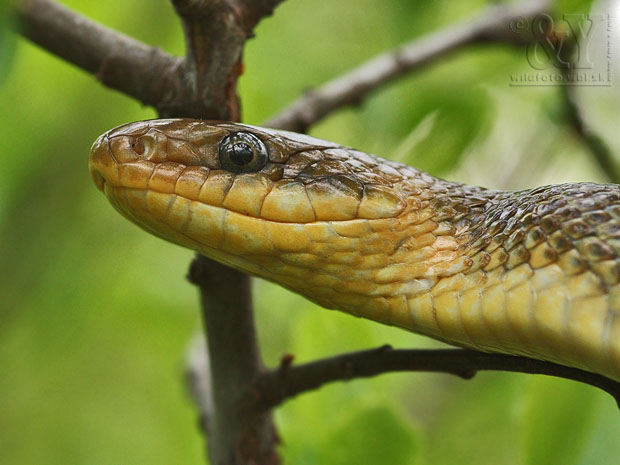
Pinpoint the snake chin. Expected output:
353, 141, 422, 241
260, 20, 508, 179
91, 169, 106, 192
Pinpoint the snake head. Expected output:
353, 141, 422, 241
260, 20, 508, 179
89, 118, 410, 224
89, 119, 420, 314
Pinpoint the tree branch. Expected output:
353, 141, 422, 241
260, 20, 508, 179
264, 0, 550, 132
15, 1, 283, 463
254, 346, 620, 410
170, 0, 245, 120
15, 0, 182, 111
559, 70, 619, 183
186, 335, 215, 435
238, 0, 287, 32
15, 0, 284, 119
168, 0, 285, 119
188, 257, 278, 465
172, 1, 284, 463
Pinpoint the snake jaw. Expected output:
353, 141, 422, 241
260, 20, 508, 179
89, 134, 113, 192
91, 168, 106, 192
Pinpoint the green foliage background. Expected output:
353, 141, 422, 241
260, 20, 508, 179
1, 0, 620, 464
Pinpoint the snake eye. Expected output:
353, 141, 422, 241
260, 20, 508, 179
218, 132, 268, 173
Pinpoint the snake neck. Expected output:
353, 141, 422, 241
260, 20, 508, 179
232, 175, 502, 329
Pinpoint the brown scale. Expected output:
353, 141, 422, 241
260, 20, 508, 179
445, 183, 620, 291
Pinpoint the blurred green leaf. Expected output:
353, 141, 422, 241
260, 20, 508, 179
577, 402, 620, 465
554, 0, 596, 14
523, 377, 598, 465
322, 406, 420, 465
404, 86, 492, 174
0, 5, 16, 84
522, 377, 599, 465
427, 373, 525, 465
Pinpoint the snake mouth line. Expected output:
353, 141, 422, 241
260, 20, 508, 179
89, 148, 408, 227
99, 180, 395, 231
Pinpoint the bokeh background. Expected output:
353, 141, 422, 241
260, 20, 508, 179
1, 0, 620, 463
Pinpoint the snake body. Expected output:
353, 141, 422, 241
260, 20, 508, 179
89, 119, 620, 382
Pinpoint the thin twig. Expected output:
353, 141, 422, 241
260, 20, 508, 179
264, 0, 550, 132
15, 0, 182, 111
254, 346, 620, 409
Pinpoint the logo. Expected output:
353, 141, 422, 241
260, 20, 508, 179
509, 13, 612, 87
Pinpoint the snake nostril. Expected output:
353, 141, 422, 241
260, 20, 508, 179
132, 138, 146, 155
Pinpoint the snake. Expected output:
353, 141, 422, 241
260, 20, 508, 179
89, 118, 620, 383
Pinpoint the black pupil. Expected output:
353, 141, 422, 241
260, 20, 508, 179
230, 143, 254, 166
